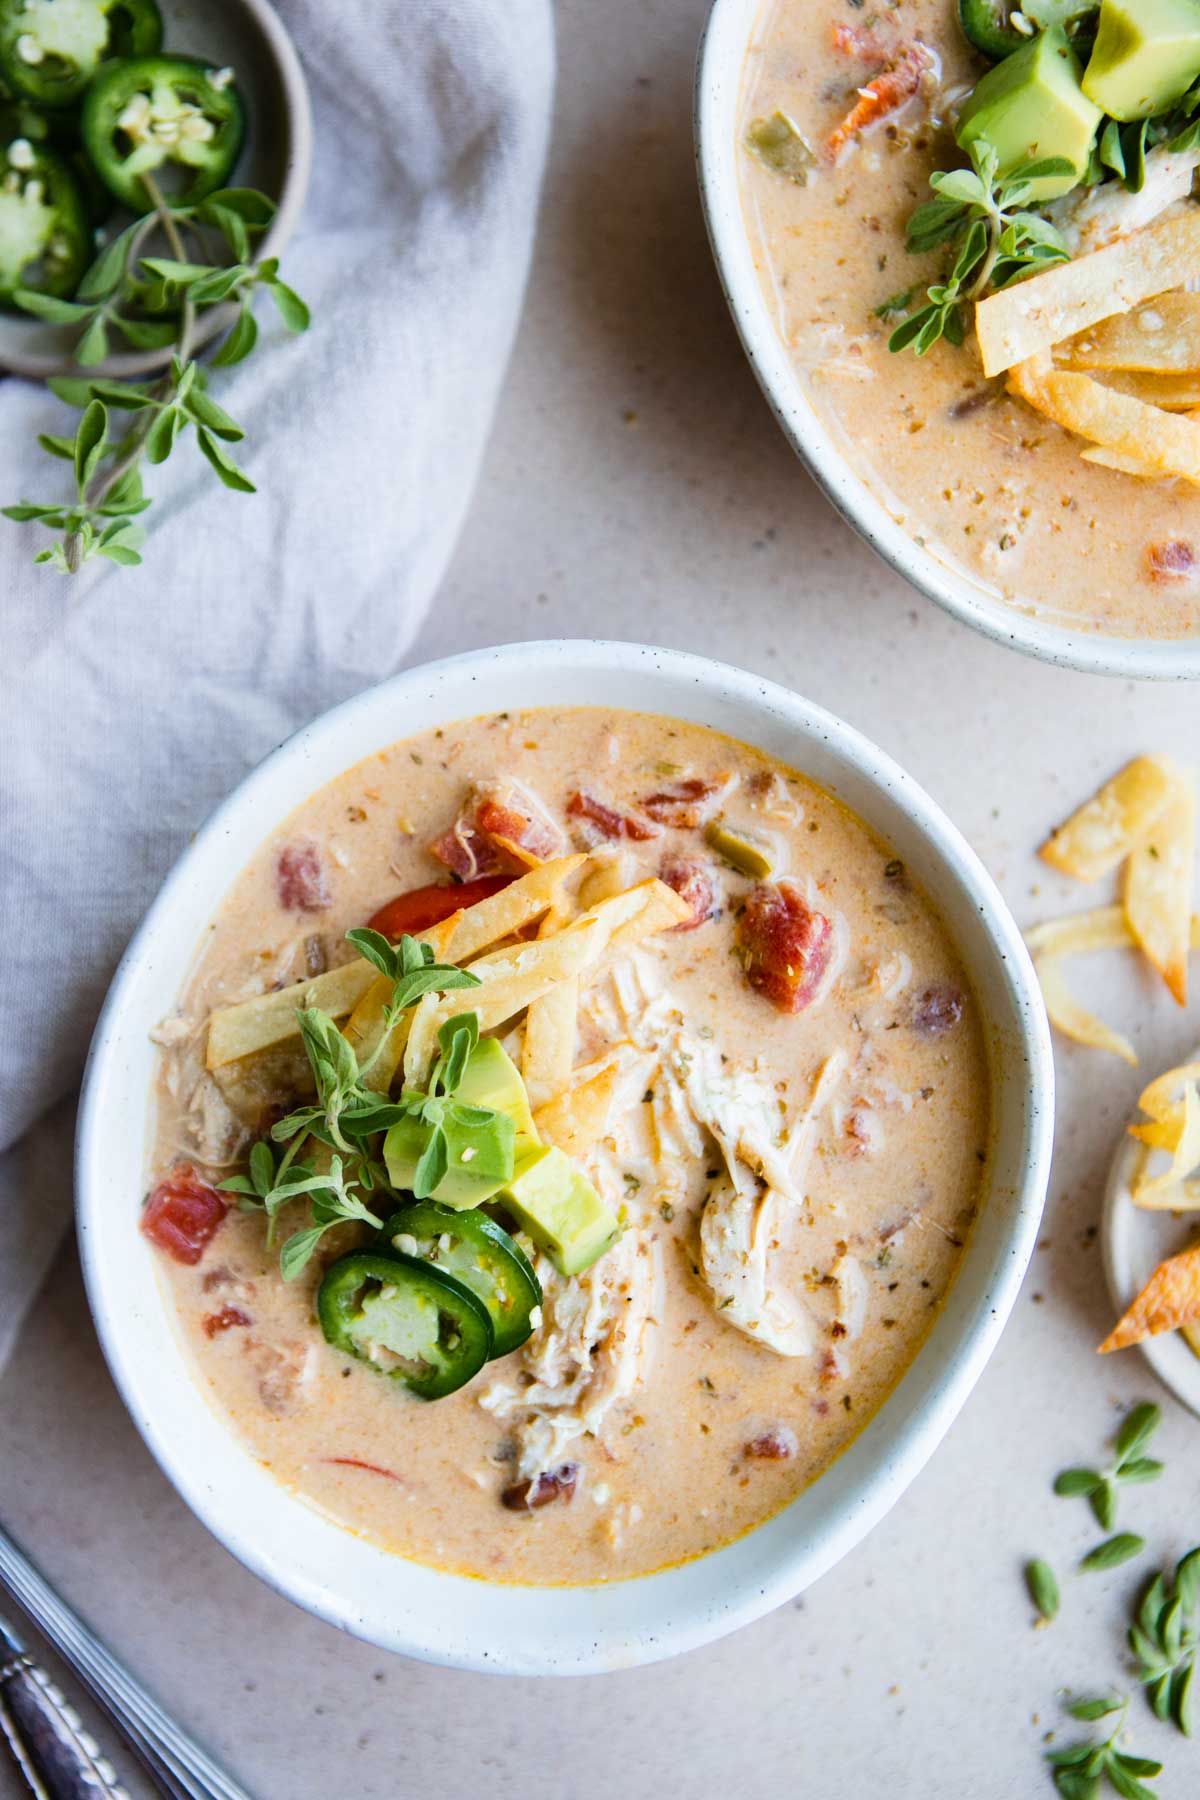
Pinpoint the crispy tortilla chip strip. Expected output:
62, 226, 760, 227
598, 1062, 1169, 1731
1058, 293, 1200, 374
977, 214, 1200, 377
1092, 369, 1200, 411
1137, 1059, 1200, 1122
1010, 358, 1200, 483
1184, 1321, 1200, 1358
1132, 1083, 1200, 1205
1079, 445, 1184, 481
534, 1062, 624, 1158
1124, 764, 1196, 1006
404, 879, 691, 1084
522, 979, 578, 1111
1039, 755, 1175, 883
1100, 1240, 1200, 1351
205, 857, 585, 1069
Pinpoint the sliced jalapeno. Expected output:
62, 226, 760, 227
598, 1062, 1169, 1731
0, 0, 162, 108
958, 0, 1096, 60
317, 1251, 494, 1401
81, 54, 243, 212
379, 1202, 542, 1360
0, 135, 87, 304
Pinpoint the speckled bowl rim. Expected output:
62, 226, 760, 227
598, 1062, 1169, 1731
76, 640, 1054, 1675
0, 0, 312, 381
694, 0, 1200, 680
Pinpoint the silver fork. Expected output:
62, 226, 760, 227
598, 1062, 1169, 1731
0, 1523, 253, 1800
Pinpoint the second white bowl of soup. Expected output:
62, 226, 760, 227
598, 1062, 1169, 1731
697, 0, 1200, 678
78, 641, 1052, 1671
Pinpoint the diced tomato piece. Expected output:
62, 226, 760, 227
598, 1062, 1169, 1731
429, 821, 507, 880
640, 775, 732, 829
1146, 539, 1196, 584
826, 42, 931, 162
912, 985, 963, 1037
831, 18, 891, 59
737, 881, 835, 1013
744, 1426, 797, 1461
501, 1464, 579, 1511
366, 875, 513, 939
475, 796, 562, 864
276, 843, 331, 913
141, 1167, 227, 1266
660, 857, 717, 930
567, 791, 660, 842
202, 1305, 251, 1338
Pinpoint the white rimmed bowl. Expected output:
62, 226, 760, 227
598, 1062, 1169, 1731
0, 0, 311, 381
77, 640, 1054, 1674
694, 0, 1200, 680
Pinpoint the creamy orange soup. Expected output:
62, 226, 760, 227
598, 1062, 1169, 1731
147, 708, 990, 1585
739, 0, 1200, 638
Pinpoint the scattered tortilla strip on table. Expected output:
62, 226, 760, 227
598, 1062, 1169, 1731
1039, 755, 1175, 882
1131, 1083, 1200, 1207
204, 855, 585, 1069
1123, 763, 1196, 1006
1057, 293, 1200, 374
976, 213, 1200, 377
1099, 1241, 1200, 1352
1009, 358, 1200, 484
1026, 905, 1141, 1064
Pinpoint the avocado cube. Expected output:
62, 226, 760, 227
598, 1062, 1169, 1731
1083, 0, 1200, 121
499, 1146, 620, 1277
957, 27, 1101, 200
454, 1037, 539, 1155
383, 1108, 515, 1210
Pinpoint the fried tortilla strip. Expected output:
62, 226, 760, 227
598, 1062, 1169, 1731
205, 856, 585, 1069
1079, 445, 1183, 480
1132, 1083, 1200, 1207
1124, 763, 1196, 1006
1058, 293, 1200, 374
1009, 358, 1200, 484
1095, 369, 1200, 411
977, 214, 1200, 377
404, 879, 691, 1084
1100, 1241, 1200, 1352
1026, 905, 1141, 1064
534, 1060, 624, 1158
1039, 755, 1176, 883
522, 893, 581, 1111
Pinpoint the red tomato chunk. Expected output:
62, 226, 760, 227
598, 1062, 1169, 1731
660, 857, 717, 929
430, 785, 563, 879
566, 791, 659, 842
141, 1167, 227, 1266
276, 842, 331, 913
737, 881, 834, 1013
202, 1305, 251, 1338
366, 875, 513, 939
640, 775, 731, 828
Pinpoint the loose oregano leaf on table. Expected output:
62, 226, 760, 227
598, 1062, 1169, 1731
1046, 1694, 1162, 1800
1054, 1402, 1164, 1530
4, 182, 310, 575
1129, 1548, 1200, 1736
1081, 1535, 1146, 1575
1027, 1557, 1061, 1622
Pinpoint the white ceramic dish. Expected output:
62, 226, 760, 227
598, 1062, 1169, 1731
77, 640, 1054, 1674
1103, 1048, 1200, 1418
0, 0, 311, 381
694, 0, 1200, 681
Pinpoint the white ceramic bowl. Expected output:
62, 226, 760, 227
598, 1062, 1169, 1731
77, 641, 1054, 1674
0, 0, 312, 381
695, 0, 1200, 680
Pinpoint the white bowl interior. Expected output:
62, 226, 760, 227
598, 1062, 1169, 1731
694, 0, 1200, 680
77, 641, 1053, 1674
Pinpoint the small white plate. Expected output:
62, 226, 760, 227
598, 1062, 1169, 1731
1103, 1047, 1200, 1418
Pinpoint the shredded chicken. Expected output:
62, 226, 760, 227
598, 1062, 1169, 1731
1051, 148, 1200, 257
479, 1224, 662, 1483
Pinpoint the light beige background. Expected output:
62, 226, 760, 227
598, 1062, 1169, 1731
4, 2, 1200, 1794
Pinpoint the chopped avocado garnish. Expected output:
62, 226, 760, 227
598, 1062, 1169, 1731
384, 1106, 516, 1209
500, 1145, 620, 1277
1083, 0, 1200, 121
453, 1036, 539, 1155
706, 820, 777, 880
957, 26, 1101, 199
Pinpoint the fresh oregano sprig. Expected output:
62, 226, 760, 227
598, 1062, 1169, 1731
1129, 1549, 1200, 1737
886, 141, 1072, 356
1047, 1694, 1162, 1800
4, 178, 309, 574
1055, 1403, 1164, 1531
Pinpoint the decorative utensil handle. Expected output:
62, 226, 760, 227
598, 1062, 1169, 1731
0, 1524, 254, 1800
0, 1629, 129, 1799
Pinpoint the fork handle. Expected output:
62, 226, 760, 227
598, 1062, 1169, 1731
0, 1637, 127, 1800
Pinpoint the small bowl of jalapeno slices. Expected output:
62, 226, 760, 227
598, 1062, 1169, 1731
0, 0, 311, 379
